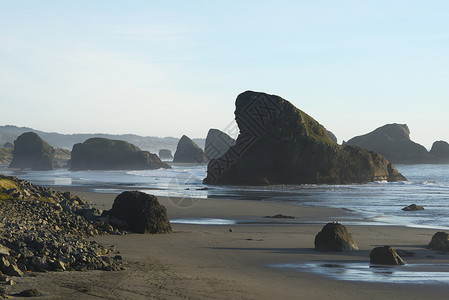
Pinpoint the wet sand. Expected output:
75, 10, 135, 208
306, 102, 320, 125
9, 189, 449, 299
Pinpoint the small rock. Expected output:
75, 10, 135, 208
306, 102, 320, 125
264, 214, 295, 219
402, 204, 424, 211
428, 232, 449, 251
17, 288, 41, 297
370, 246, 406, 265
314, 222, 358, 252
0, 244, 10, 256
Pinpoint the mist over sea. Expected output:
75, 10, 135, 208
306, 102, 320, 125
1, 164, 448, 229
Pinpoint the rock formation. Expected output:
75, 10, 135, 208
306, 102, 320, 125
402, 204, 424, 211
370, 246, 406, 265
71, 138, 170, 170
3, 142, 13, 148
428, 232, 449, 252
430, 141, 449, 163
204, 91, 406, 185
346, 124, 431, 164
0, 175, 124, 278
314, 223, 359, 252
9, 132, 56, 170
173, 135, 208, 163
158, 149, 173, 160
205, 129, 236, 160
102, 191, 172, 234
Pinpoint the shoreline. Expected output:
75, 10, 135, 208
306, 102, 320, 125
6, 187, 449, 299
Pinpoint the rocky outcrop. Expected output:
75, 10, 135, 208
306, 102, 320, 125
158, 149, 173, 160
71, 138, 170, 170
430, 141, 449, 163
314, 223, 358, 252
173, 135, 208, 163
370, 246, 406, 265
204, 91, 406, 185
428, 232, 449, 251
326, 130, 338, 144
205, 129, 236, 160
0, 175, 124, 278
346, 124, 432, 164
102, 191, 172, 234
402, 204, 424, 211
3, 142, 13, 148
9, 132, 56, 170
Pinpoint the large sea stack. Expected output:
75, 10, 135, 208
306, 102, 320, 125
9, 132, 56, 170
346, 124, 430, 164
205, 129, 236, 160
71, 138, 170, 170
173, 135, 208, 163
204, 91, 406, 185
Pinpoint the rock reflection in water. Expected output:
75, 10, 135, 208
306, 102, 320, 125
270, 262, 449, 284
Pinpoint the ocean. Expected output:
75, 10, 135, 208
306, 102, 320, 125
1, 164, 448, 229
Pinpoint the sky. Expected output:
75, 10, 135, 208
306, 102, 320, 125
0, 1, 448, 149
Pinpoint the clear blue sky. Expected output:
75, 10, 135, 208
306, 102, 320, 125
1, 1, 448, 148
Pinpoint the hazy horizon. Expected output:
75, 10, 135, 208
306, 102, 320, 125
1, 1, 448, 149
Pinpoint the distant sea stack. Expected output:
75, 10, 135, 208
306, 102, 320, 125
173, 135, 208, 163
158, 149, 173, 160
430, 141, 449, 163
71, 138, 170, 170
204, 91, 406, 185
346, 124, 433, 164
205, 129, 236, 160
9, 132, 57, 170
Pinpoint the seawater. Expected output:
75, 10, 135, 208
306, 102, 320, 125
1, 164, 448, 229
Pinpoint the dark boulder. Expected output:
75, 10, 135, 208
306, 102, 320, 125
158, 149, 173, 160
9, 132, 56, 170
204, 91, 406, 185
428, 232, 449, 251
71, 138, 170, 170
205, 129, 236, 160
3, 142, 13, 148
103, 191, 172, 234
430, 141, 449, 163
346, 124, 431, 164
173, 135, 207, 163
370, 246, 406, 265
402, 204, 424, 211
314, 222, 358, 252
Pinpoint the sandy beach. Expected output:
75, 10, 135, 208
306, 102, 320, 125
8, 189, 449, 299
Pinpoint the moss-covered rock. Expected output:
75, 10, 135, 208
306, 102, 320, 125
9, 132, 56, 170
204, 91, 406, 185
173, 135, 207, 163
71, 138, 170, 170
